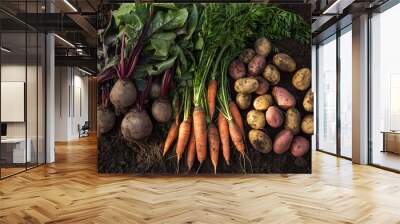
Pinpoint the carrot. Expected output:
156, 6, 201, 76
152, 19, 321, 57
176, 119, 192, 166
208, 123, 220, 174
228, 120, 245, 155
229, 101, 244, 136
193, 106, 207, 164
187, 127, 196, 171
207, 79, 218, 119
163, 118, 180, 157
218, 111, 230, 165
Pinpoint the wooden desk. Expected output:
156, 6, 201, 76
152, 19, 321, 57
381, 131, 400, 154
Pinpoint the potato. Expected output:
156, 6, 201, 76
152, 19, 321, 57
246, 110, 265, 130
284, 108, 301, 134
265, 106, 284, 128
254, 37, 272, 57
253, 94, 273, 111
254, 76, 269, 95
248, 129, 272, 154
292, 68, 311, 91
301, 114, 314, 135
273, 129, 294, 154
303, 89, 314, 112
229, 59, 246, 80
239, 48, 256, 64
234, 77, 259, 94
236, 93, 252, 110
263, 64, 280, 85
273, 53, 296, 72
291, 136, 310, 157
248, 55, 266, 76
272, 87, 296, 110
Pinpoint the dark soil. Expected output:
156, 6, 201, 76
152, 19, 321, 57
97, 3, 312, 175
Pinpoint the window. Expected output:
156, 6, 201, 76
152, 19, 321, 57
370, 3, 400, 171
317, 35, 337, 154
339, 26, 352, 158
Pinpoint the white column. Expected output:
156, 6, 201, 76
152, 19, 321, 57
352, 14, 369, 164
46, 1, 55, 163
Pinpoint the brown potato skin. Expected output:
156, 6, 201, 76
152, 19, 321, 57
248, 129, 272, 154
246, 110, 265, 130
301, 114, 314, 135
303, 89, 314, 112
284, 108, 301, 134
273, 129, 294, 154
265, 106, 284, 128
263, 64, 280, 85
273, 53, 296, 72
239, 48, 256, 64
234, 78, 259, 94
272, 86, 296, 110
236, 93, 252, 110
229, 59, 246, 80
292, 68, 311, 91
253, 94, 273, 111
291, 136, 310, 157
248, 55, 266, 76
254, 76, 270, 95
254, 37, 272, 57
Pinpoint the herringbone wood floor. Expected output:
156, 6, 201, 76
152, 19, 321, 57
1, 136, 400, 224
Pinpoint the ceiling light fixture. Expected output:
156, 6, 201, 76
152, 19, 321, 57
323, 0, 354, 15
78, 67, 93, 76
54, 34, 75, 48
63, 0, 78, 12
1, 47, 11, 53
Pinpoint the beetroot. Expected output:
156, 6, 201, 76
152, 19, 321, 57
110, 79, 137, 114
97, 107, 116, 134
121, 108, 153, 141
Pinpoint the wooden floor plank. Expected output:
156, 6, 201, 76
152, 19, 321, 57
0, 136, 399, 223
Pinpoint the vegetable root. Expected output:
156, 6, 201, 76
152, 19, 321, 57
193, 106, 207, 165
163, 119, 180, 156
208, 123, 220, 174
186, 126, 196, 172
176, 119, 192, 172
218, 111, 230, 165
207, 79, 218, 119
229, 101, 245, 136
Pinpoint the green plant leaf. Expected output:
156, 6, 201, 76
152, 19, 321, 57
184, 4, 198, 40
149, 32, 177, 57
163, 8, 189, 30
153, 3, 178, 10
145, 56, 177, 76
112, 3, 136, 26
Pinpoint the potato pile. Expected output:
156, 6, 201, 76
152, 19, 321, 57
229, 37, 314, 158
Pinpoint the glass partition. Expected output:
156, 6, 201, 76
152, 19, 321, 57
0, 1, 46, 179
370, 3, 400, 171
317, 35, 337, 154
339, 26, 352, 158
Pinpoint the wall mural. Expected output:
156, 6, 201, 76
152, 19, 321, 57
97, 3, 313, 174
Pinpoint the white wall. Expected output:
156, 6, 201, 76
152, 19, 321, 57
54, 66, 89, 141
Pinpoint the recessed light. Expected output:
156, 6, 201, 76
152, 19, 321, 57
63, 0, 78, 12
54, 34, 75, 48
1, 47, 11, 53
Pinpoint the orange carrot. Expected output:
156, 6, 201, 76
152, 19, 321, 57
193, 106, 207, 164
207, 80, 218, 119
228, 120, 245, 155
218, 111, 230, 165
163, 119, 180, 156
208, 123, 220, 174
176, 119, 192, 165
187, 127, 196, 171
229, 101, 244, 136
